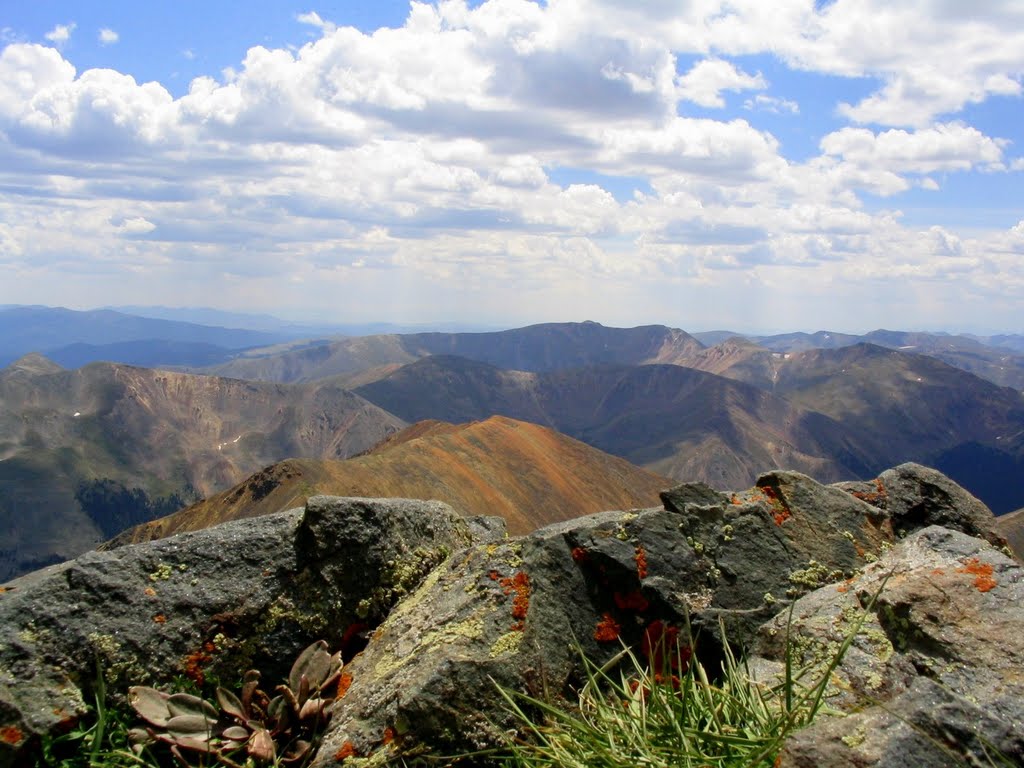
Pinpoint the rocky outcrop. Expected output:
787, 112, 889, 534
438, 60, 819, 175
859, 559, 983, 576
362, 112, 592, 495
1, 467, 1020, 766
0, 498, 482, 764
752, 526, 1024, 766
834, 462, 1007, 546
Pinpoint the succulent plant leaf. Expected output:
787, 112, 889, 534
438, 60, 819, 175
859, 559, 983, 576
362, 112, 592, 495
128, 686, 172, 727
247, 728, 277, 761
222, 725, 251, 741
161, 731, 216, 752
167, 692, 219, 720
298, 697, 322, 722
281, 739, 312, 763
217, 687, 247, 721
276, 682, 300, 715
241, 670, 261, 710
288, 640, 327, 691
165, 713, 217, 740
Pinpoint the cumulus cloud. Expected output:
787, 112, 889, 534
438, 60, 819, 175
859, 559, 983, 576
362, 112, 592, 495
98, 28, 119, 46
820, 123, 1008, 174
677, 58, 766, 108
44, 23, 76, 47
0, 0, 1021, 330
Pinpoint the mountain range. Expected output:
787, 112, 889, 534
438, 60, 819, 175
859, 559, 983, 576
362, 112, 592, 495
1, 308, 1022, 581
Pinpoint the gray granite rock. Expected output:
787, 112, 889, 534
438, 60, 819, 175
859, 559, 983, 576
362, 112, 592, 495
0, 497, 474, 766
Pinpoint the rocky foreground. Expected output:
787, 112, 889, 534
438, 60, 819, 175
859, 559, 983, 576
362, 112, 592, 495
1, 463, 1022, 766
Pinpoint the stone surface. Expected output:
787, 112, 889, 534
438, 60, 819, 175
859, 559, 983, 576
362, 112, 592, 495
750, 526, 1024, 767
1, 466, 1018, 767
836, 462, 1006, 546
314, 470, 903, 764
0, 497, 476, 766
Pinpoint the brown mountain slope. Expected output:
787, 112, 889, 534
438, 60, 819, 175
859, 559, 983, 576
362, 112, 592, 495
204, 321, 705, 383
0, 358, 405, 580
113, 416, 672, 544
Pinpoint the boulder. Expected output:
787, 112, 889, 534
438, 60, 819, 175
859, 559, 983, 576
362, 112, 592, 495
0, 497, 482, 766
315, 470, 901, 763
750, 525, 1024, 767
834, 462, 1006, 546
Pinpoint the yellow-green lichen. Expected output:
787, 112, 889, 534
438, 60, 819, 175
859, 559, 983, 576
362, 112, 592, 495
841, 724, 868, 748
489, 630, 524, 658
148, 562, 174, 582
787, 559, 846, 597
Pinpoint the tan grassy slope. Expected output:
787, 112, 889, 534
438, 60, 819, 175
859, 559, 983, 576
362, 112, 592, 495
113, 416, 672, 544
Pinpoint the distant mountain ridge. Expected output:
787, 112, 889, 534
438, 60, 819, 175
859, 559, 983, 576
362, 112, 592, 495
0, 306, 281, 368
204, 321, 705, 382
3, 314, 1023, 582
351, 354, 864, 487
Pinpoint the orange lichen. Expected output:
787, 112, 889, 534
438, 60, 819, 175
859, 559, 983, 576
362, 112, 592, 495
153, 614, 167, 624
613, 590, 650, 612
0, 726, 24, 745
730, 495, 742, 505
488, 570, 500, 581
499, 571, 531, 629
381, 726, 396, 746
337, 672, 354, 700
634, 546, 649, 580
182, 647, 213, 687
641, 620, 689, 674
594, 613, 621, 642
334, 741, 358, 760
761, 486, 791, 526
957, 558, 996, 592
852, 478, 888, 505
570, 546, 589, 563
143, 587, 157, 597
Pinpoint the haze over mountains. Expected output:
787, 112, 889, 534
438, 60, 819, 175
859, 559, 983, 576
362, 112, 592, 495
1, 305, 1022, 581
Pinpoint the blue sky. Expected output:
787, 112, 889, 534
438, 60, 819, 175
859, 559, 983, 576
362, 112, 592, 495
1, 1, 1023, 333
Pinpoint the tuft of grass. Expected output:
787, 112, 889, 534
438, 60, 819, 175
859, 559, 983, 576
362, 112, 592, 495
495, 586, 886, 768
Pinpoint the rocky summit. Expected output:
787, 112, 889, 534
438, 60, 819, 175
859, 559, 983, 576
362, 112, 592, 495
0, 463, 1020, 766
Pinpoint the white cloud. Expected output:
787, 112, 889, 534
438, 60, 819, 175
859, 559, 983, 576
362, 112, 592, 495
296, 11, 336, 34
677, 58, 766, 108
111, 216, 156, 235
820, 123, 1008, 175
44, 23, 76, 47
98, 28, 119, 46
0, 1, 1021, 331
743, 94, 799, 114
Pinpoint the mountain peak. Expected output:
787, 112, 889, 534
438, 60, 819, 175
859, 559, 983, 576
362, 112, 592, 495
5, 353, 64, 376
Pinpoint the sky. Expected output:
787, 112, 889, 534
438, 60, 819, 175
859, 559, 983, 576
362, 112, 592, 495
1, 1, 1023, 334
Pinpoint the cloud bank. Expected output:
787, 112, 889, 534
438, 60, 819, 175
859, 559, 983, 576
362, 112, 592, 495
0, 0, 1022, 331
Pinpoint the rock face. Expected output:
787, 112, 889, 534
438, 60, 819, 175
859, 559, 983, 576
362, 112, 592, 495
1, 467, 1021, 767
